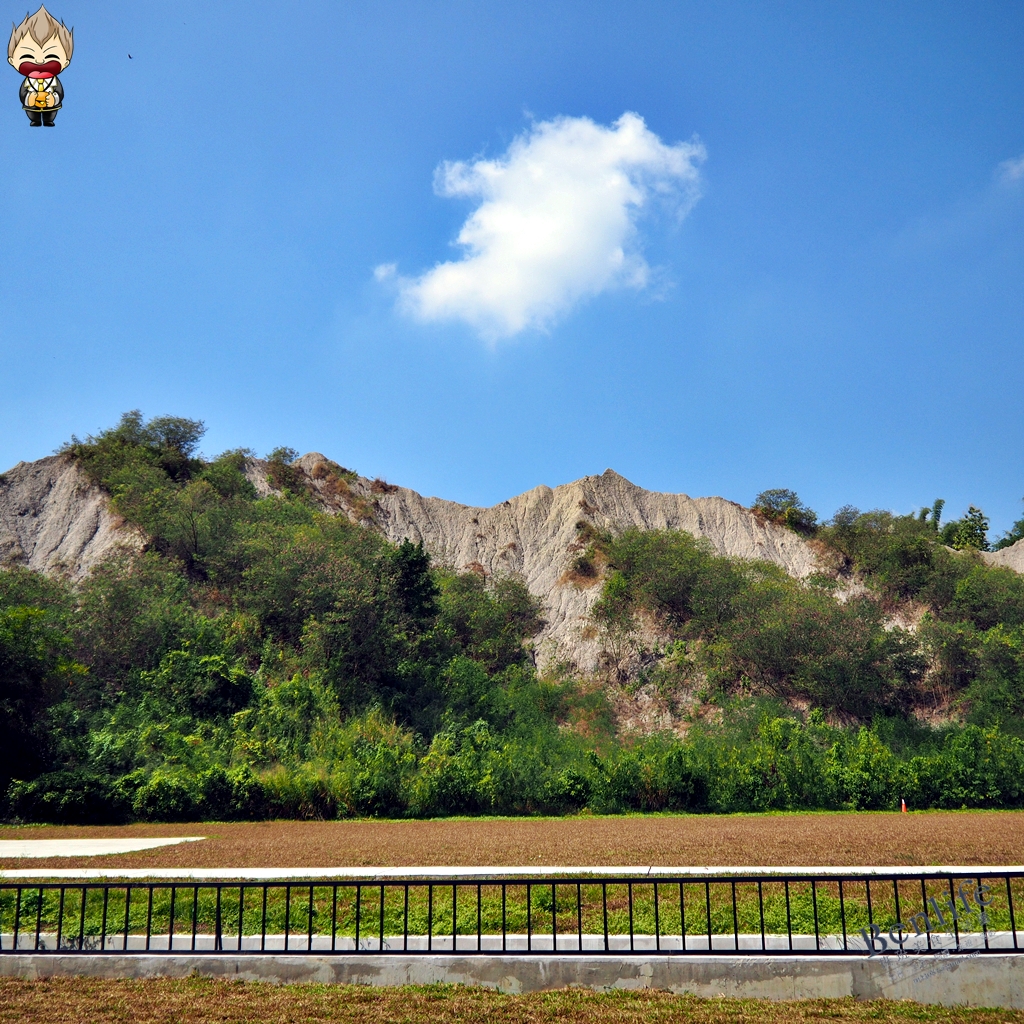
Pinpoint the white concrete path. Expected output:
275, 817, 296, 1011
0, 863, 1018, 879
0, 838, 204, 859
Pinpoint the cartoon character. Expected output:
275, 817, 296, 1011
7, 5, 73, 126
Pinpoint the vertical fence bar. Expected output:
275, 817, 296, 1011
865, 879, 874, 951
654, 882, 660, 952
551, 882, 557, 952
980, 877, 991, 950
77, 886, 87, 950
237, 887, 245, 952
920, 878, 932, 952
731, 881, 739, 951
355, 885, 361, 952
784, 880, 792, 951
452, 884, 457, 952
34, 887, 44, 951
839, 880, 847, 951
310, 885, 317, 952
947, 878, 959, 949
477, 883, 482, 952
168, 887, 176, 953
55, 887, 65, 952
501, 884, 506, 952
379, 884, 385, 953
190, 886, 198, 952
123, 887, 132, 952
576, 883, 583, 952
401, 885, 407, 952
811, 880, 819, 951
1006, 876, 1018, 950
680, 882, 686, 952
893, 878, 903, 952
12, 888, 22, 952
705, 882, 712, 952
628, 883, 634, 952
602, 883, 609, 951
284, 886, 291, 952
260, 886, 267, 952
215, 887, 222, 952
527, 883, 532, 952
331, 884, 339, 954
427, 885, 432, 952
758, 880, 765, 951
99, 887, 109, 951
331, 885, 338, 953
144, 886, 153, 952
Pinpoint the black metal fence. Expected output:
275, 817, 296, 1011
1, 871, 1021, 956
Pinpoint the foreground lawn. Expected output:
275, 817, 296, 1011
0, 979, 1022, 1024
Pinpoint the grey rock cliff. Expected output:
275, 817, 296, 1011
0, 455, 143, 579
983, 538, 1024, 574
248, 454, 823, 672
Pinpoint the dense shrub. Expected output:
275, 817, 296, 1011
7, 771, 129, 825
4, 413, 1024, 822
752, 489, 818, 535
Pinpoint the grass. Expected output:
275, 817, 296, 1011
1, 979, 1023, 1023
2, 810, 1024, 871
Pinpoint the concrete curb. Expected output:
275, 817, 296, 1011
1, 952, 1022, 1006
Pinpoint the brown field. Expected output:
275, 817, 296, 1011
0, 979, 1020, 1024
1, 810, 1022, 870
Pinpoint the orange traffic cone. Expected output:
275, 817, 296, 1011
901, 798, 907, 813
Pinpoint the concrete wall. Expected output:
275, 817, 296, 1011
1, 953, 1022, 1007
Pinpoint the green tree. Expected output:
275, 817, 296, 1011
752, 489, 818, 534
0, 607, 79, 794
940, 506, 990, 551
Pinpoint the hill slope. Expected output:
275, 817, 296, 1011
2, 451, 820, 671
247, 454, 822, 671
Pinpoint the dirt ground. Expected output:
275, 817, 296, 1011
1, 810, 1022, 870
0, 979, 1019, 1024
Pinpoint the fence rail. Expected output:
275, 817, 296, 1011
1, 871, 1021, 957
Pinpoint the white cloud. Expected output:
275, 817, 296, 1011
392, 113, 705, 340
997, 154, 1024, 184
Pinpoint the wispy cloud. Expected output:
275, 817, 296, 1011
996, 154, 1024, 184
381, 113, 705, 341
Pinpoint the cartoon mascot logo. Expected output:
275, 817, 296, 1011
8, 5, 73, 126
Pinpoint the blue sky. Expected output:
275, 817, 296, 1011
1, 1, 1022, 535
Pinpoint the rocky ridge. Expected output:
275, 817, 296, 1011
982, 538, 1024, 574
246, 453, 822, 672
7, 449, 1019, 675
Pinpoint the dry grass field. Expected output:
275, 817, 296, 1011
1, 811, 1023, 870
0, 979, 1021, 1024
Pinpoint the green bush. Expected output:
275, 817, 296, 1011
752, 489, 818, 535
7, 770, 129, 824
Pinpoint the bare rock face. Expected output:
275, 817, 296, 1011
378, 469, 824, 672
983, 538, 1024, 574
246, 455, 823, 673
0, 455, 143, 579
